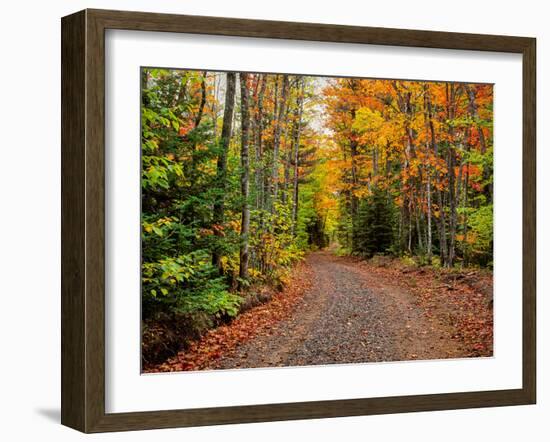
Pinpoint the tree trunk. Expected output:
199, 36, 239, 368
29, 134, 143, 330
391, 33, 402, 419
425, 87, 448, 265
446, 83, 459, 268
264, 76, 279, 210
173, 72, 188, 109
463, 84, 482, 265
292, 77, 305, 236
270, 74, 290, 212
254, 74, 266, 210
141, 69, 150, 106
194, 71, 208, 127
416, 195, 424, 252
462, 166, 469, 266
211, 74, 220, 139
393, 82, 419, 256
348, 80, 360, 250
212, 72, 236, 272
427, 174, 432, 262
422, 85, 433, 263
191, 71, 208, 173
350, 136, 359, 250
281, 107, 292, 205
239, 73, 251, 282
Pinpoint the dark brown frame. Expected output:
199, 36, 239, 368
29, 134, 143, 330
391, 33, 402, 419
61, 8, 536, 433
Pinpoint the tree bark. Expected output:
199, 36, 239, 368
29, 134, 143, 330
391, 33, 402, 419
426, 174, 432, 262
212, 72, 236, 272
194, 71, 208, 128
446, 83, 459, 267
348, 80, 360, 250
211, 74, 221, 139
292, 77, 305, 236
141, 69, 150, 106
424, 87, 448, 265
254, 74, 267, 210
270, 75, 290, 212
191, 71, 208, 173
422, 85, 433, 262
239, 73, 251, 282
350, 135, 359, 251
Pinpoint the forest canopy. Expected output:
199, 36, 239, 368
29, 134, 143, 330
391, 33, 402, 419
141, 68, 493, 360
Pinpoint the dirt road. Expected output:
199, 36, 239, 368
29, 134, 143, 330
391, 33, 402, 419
211, 251, 467, 369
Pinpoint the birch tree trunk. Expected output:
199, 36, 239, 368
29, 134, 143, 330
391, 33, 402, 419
239, 73, 251, 281
422, 86, 434, 263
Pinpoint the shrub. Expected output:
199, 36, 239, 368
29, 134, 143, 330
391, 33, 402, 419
142, 250, 242, 319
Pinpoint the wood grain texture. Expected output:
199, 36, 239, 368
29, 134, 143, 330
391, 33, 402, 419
60, 8, 537, 433
89, 8, 532, 53
61, 10, 86, 431
522, 38, 537, 403
85, 9, 107, 433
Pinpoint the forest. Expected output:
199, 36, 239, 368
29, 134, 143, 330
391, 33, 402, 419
141, 68, 494, 368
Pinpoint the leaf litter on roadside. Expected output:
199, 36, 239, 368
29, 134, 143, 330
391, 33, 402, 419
145, 262, 314, 372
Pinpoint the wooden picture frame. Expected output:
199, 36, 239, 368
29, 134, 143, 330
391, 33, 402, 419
61, 8, 536, 433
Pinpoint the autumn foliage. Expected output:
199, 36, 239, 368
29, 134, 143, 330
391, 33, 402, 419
140, 68, 493, 368
323, 78, 493, 267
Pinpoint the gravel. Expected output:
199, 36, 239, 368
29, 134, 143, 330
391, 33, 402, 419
213, 251, 464, 370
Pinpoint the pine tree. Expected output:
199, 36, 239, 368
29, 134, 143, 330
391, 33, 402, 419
354, 187, 395, 257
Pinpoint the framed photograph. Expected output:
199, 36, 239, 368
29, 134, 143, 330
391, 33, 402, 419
61, 9, 536, 433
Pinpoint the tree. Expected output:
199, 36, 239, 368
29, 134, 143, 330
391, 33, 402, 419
140, 68, 494, 367
212, 72, 236, 272
355, 187, 395, 257
253, 74, 267, 210
323, 78, 492, 266
270, 74, 290, 211
291, 76, 305, 236
239, 73, 251, 282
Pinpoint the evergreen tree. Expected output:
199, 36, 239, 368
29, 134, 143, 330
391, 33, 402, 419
354, 187, 395, 257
